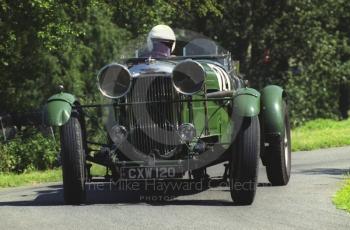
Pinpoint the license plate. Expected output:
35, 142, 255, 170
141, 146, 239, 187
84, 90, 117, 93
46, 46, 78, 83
120, 166, 182, 180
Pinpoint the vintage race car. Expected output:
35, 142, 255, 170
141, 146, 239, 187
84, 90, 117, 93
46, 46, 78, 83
43, 35, 291, 205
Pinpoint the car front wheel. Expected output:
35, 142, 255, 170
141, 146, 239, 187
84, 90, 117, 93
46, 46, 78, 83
230, 116, 260, 205
60, 115, 86, 204
265, 102, 291, 185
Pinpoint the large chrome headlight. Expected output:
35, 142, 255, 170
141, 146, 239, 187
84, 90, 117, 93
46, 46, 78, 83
97, 63, 132, 99
172, 60, 205, 95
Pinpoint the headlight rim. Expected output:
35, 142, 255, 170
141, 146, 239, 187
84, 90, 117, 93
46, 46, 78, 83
97, 63, 132, 99
171, 60, 205, 95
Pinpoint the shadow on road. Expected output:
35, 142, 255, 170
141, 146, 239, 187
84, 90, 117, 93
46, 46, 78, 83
0, 185, 63, 206
0, 179, 245, 207
0, 178, 273, 207
298, 168, 350, 176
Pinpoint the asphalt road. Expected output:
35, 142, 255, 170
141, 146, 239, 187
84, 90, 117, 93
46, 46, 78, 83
1, 147, 350, 230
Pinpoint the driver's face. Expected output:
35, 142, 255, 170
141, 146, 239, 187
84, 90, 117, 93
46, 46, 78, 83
151, 39, 174, 58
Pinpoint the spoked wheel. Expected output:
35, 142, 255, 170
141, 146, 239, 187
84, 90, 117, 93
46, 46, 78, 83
230, 116, 260, 205
265, 102, 291, 185
60, 115, 86, 204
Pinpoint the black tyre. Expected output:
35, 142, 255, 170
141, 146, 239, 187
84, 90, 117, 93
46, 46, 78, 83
265, 102, 291, 185
230, 116, 260, 205
60, 116, 86, 204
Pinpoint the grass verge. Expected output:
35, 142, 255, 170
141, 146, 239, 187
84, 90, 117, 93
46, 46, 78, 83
291, 118, 350, 151
0, 164, 106, 188
333, 177, 350, 213
0, 169, 62, 188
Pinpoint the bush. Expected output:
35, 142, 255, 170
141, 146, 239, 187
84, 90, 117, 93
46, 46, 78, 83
0, 129, 58, 173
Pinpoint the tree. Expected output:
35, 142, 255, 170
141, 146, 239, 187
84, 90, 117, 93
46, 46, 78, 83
0, 0, 130, 112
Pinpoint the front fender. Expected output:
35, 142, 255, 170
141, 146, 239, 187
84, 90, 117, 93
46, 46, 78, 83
233, 88, 260, 117
43, 93, 76, 126
260, 85, 285, 135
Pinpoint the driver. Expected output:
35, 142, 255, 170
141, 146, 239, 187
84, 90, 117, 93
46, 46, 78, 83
146, 25, 176, 58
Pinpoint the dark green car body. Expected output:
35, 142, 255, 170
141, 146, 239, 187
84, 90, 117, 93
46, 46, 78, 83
42, 52, 291, 205
44, 56, 285, 167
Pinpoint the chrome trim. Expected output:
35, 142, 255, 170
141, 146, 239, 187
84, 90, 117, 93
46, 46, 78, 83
171, 60, 205, 95
97, 63, 132, 99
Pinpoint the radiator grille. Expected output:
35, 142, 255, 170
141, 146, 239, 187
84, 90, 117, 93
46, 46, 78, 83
125, 75, 180, 157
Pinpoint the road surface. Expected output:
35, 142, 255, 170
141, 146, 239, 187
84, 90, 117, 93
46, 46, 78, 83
0, 147, 350, 229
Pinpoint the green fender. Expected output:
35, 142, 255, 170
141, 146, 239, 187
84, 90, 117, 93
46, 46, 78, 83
260, 85, 285, 135
43, 92, 76, 126
233, 87, 260, 117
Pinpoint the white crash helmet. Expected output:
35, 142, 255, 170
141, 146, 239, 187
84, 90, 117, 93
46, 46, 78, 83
147, 25, 176, 52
